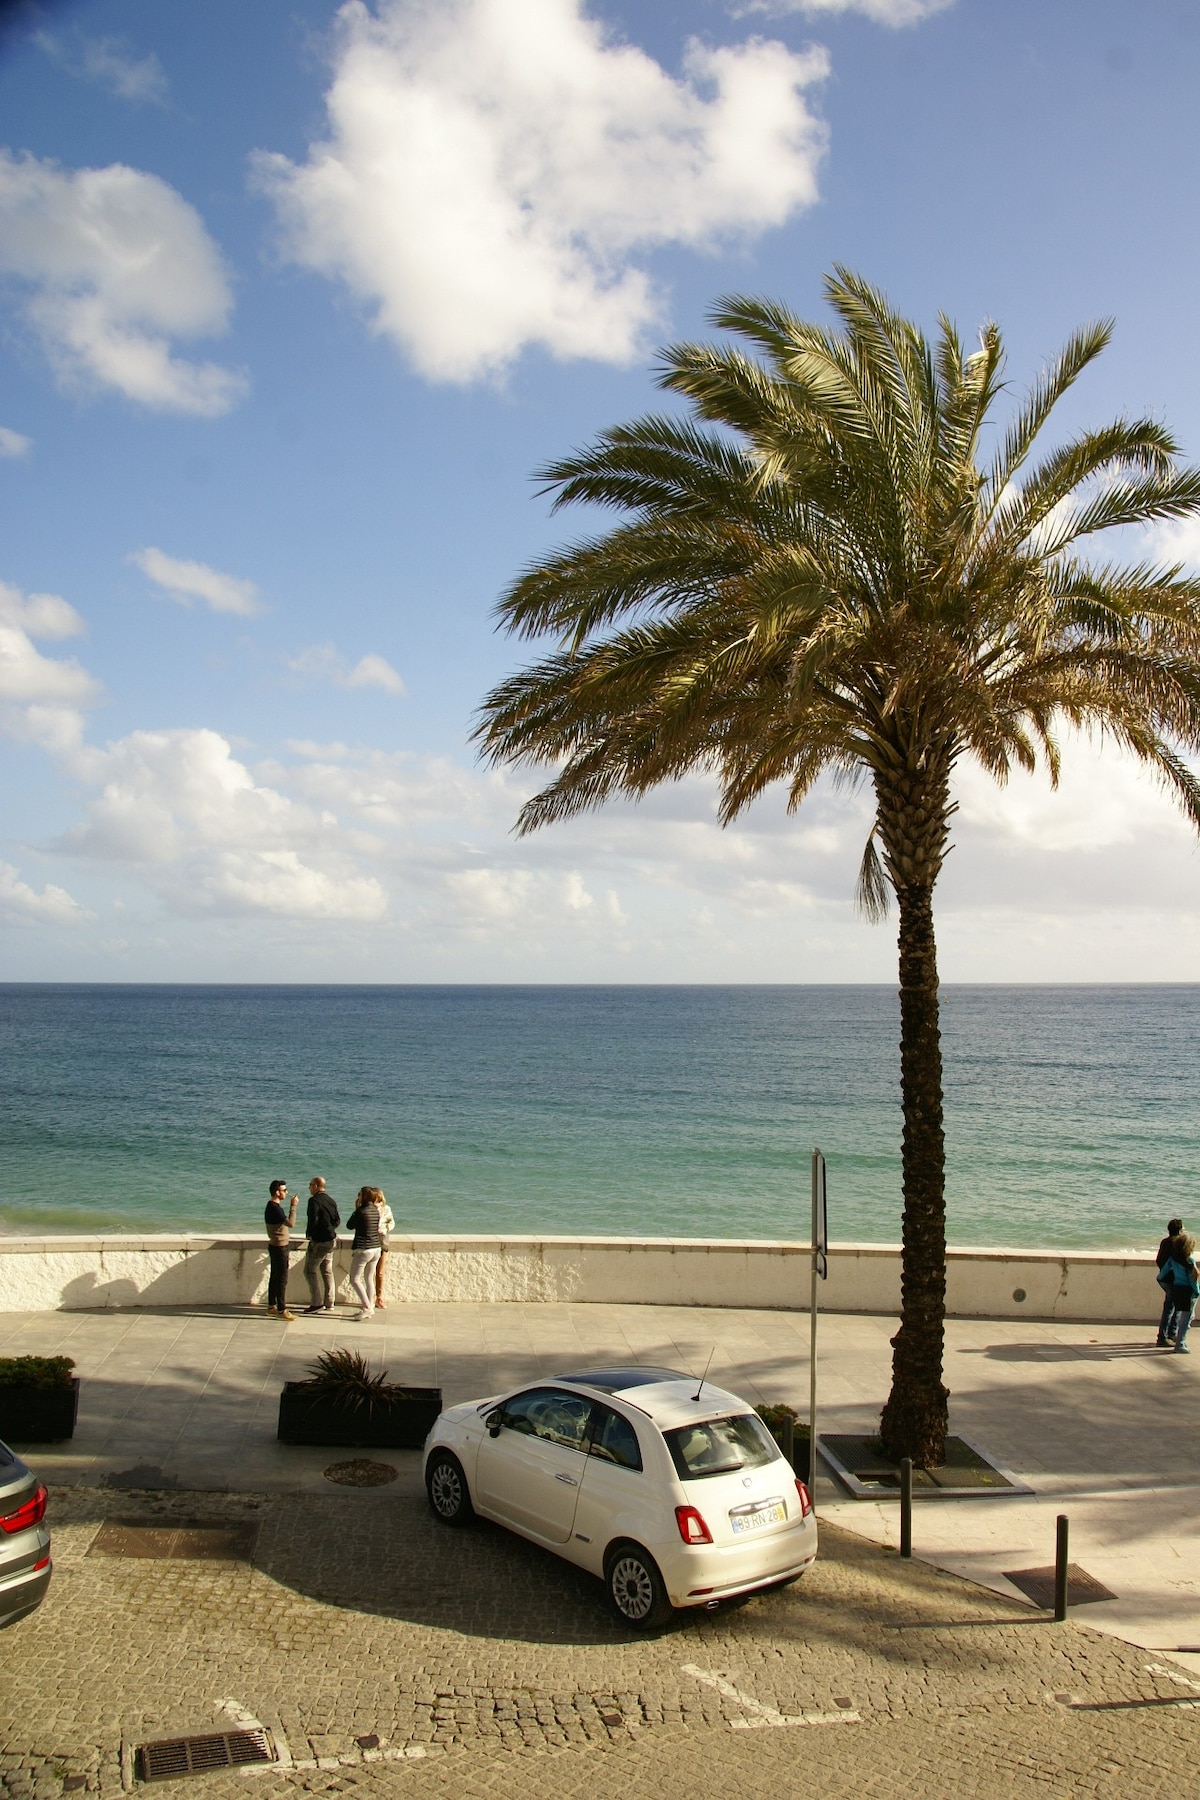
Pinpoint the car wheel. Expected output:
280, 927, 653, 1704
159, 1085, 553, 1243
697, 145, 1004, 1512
604, 1541, 674, 1631
426, 1451, 474, 1526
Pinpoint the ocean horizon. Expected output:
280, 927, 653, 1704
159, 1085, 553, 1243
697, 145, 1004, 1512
1, 982, 1194, 1253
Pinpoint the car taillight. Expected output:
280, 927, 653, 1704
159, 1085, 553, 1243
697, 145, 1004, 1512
1, 1483, 47, 1534
794, 1479, 813, 1519
675, 1505, 713, 1545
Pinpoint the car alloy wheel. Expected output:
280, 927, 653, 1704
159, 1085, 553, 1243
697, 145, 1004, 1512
426, 1452, 473, 1526
605, 1543, 673, 1630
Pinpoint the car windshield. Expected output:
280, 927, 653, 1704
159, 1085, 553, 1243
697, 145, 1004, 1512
664, 1413, 780, 1481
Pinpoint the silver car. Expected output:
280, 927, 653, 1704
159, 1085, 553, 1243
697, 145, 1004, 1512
0, 1438, 51, 1628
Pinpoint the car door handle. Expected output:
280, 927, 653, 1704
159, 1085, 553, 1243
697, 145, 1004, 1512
554, 1473, 578, 1485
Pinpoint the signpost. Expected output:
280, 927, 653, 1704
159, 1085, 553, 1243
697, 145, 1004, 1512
809, 1147, 828, 1494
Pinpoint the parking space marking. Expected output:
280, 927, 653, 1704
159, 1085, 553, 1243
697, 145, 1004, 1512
680, 1664, 860, 1728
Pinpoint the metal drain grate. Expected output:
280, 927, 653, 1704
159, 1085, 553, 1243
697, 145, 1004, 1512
1004, 1564, 1117, 1609
90, 1522, 258, 1562
138, 1730, 273, 1782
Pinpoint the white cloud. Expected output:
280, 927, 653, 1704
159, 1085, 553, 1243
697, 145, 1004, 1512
953, 730, 1191, 855
729, 0, 951, 22
256, 0, 829, 381
284, 642, 406, 695
0, 425, 31, 458
37, 31, 169, 104
0, 150, 245, 415
131, 546, 262, 617
0, 579, 100, 751
1147, 512, 1200, 573
65, 727, 388, 921
0, 860, 90, 926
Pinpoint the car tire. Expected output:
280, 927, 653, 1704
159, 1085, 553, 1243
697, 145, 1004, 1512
604, 1541, 674, 1631
425, 1451, 474, 1526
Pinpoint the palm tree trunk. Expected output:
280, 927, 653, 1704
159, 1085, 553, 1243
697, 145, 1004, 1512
873, 758, 952, 1467
877, 876, 949, 1465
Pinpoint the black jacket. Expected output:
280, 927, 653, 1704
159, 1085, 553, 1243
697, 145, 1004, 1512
306, 1193, 340, 1244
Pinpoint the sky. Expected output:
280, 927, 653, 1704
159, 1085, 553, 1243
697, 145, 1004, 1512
2, 0, 1200, 984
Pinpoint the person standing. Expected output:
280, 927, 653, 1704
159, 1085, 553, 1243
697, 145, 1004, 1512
302, 1176, 340, 1315
1164, 1233, 1200, 1354
1156, 1217, 1185, 1346
375, 1191, 395, 1310
347, 1186, 383, 1320
264, 1180, 299, 1321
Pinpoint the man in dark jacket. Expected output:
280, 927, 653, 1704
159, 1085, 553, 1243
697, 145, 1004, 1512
302, 1176, 341, 1314
1156, 1217, 1184, 1346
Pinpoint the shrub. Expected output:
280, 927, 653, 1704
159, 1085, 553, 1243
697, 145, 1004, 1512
295, 1348, 412, 1414
0, 1355, 76, 1391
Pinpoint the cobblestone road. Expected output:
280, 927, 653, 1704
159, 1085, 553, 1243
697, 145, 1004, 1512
2, 1481, 1198, 1800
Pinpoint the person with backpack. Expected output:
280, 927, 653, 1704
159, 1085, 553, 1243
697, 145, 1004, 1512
302, 1176, 341, 1314
1156, 1217, 1185, 1346
1157, 1230, 1200, 1353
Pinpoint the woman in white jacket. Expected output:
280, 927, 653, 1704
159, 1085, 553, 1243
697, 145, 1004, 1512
375, 1192, 395, 1310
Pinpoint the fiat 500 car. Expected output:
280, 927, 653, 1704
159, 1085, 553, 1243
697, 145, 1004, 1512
0, 1438, 51, 1628
423, 1367, 816, 1629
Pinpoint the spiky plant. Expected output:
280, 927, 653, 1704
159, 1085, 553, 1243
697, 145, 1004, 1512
476, 270, 1200, 1465
299, 1348, 410, 1414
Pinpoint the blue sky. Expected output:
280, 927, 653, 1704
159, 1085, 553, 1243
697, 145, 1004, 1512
2, 0, 1200, 982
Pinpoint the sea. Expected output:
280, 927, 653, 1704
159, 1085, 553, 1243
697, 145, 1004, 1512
0, 984, 1195, 1252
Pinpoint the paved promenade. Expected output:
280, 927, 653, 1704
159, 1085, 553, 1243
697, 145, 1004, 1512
3, 1299, 1200, 1797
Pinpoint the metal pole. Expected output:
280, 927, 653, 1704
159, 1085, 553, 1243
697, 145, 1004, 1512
899, 1457, 913, 1558
1054, 1514, 1069, 1621
808, 1152, 819, 1496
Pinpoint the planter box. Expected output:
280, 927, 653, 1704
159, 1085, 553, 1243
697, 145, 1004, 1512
0, 1378, 80, 1443
277, 1383, 442, 1449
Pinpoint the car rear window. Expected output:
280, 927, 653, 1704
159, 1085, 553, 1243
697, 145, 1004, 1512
664, 1413, 781, 1481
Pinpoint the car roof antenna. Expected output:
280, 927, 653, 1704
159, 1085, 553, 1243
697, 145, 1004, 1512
691, 1346, 716, 1404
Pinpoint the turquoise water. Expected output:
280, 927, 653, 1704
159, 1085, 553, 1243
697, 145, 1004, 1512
0, 985, 1195, 1249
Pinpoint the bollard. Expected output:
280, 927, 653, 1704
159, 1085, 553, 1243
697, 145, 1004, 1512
899, 1457, 913, 1558
1054, 1514, 1069, 1620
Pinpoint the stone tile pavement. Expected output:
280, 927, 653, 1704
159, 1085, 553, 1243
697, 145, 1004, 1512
3, 1299, 1200, 1796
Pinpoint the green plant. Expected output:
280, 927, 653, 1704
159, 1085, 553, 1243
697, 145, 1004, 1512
296, 1348, 412, 1414
476, 271, 1200, 1466
0, 1355, 76, 1391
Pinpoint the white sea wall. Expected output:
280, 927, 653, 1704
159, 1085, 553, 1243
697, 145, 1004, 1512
0, 1235, 1162, 1322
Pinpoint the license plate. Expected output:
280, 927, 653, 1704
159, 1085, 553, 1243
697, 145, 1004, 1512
729, 1498, 785, 1534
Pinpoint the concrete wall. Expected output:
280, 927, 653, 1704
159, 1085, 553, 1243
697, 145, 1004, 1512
0, 1234, 1162, 1323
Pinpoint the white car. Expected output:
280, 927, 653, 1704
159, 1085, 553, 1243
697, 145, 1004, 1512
423, 1366, 817, 1630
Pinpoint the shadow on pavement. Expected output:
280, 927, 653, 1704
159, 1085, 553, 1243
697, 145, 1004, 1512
963, 1341, 1171, 1363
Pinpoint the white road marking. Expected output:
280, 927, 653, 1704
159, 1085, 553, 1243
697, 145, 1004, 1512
1143, 1663, 1200, 1705
1145, 1663, 1200, 1691
681, 1664, 860, 1728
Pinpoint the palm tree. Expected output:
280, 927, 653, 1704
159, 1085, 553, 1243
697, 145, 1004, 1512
475, 270, 1200, 1466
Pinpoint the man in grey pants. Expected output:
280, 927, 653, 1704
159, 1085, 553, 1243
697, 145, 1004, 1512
302, 1177, 340, 1313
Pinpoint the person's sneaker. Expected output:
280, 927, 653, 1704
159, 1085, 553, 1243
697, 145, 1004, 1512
1157, 1337, 1169, 1346
278, 1309, 296, 1321
1176, 1344, 1191, 1354
302, 1306, 322, 1315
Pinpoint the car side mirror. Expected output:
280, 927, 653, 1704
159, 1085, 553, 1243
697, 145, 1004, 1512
486, 1408, 504, 1438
